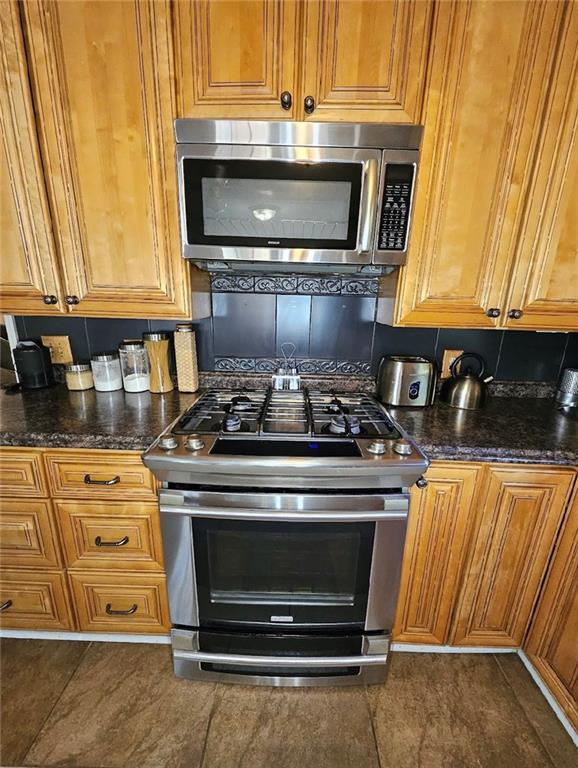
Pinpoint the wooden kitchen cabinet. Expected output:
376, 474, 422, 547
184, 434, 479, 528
0, 499, 62, 569
524, 484, 578, 731
0, 0, 63, 315
0, 569, 74, 630
0, 447, 48, 498
394, 462, 482, 645
451, 465, 575, 647
20, 0, 191, 318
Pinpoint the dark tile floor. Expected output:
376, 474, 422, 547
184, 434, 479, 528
0, 640, 575, 768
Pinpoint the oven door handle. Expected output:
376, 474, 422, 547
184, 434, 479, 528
173, 649, 387, 668
159, 505, 407, 523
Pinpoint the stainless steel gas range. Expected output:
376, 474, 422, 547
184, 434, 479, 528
143, 388, 428, 687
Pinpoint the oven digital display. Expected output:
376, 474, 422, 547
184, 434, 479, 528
210, 438, 362, 458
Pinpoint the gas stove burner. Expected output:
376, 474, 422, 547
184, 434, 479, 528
230, 395, 252, 412
325, 397, 349, 415
223, 413, 242, 432
328, 414, 361, 435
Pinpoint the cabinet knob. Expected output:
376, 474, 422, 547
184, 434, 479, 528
415, 476, 428, 489
508, 308, 523, 319
486, 307, 501, 318
280, 91, 292, 110
304, 95, 315, 114
65, 295, 79, 305
42, 294, 58, 305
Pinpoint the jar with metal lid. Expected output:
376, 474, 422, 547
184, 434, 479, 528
64, 362, 94, 391
143, 332, 173, 394
174, 323, 199, 393
119, 342, 150, 393
90, 352, 123, 392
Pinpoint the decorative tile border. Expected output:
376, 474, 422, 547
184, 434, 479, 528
214, 357, 372, 374
210, 273, 378, 296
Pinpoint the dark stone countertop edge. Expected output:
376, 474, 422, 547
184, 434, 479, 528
0, 431, 153, 452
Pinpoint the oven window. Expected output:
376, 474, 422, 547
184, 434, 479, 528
192, 519, 374, 628
183, 159, 363, 250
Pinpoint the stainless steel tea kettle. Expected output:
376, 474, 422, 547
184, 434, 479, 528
439, 352, 493, 410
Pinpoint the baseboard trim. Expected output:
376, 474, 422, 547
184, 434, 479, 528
0, 629, 171, 644
518, 650, 578, 747
391, 643, 517, 654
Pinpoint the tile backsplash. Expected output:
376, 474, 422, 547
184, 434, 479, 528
12, 275, 578, 382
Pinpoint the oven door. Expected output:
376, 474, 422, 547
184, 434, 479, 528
176, 144, 381, 265
159, 489, 408, 631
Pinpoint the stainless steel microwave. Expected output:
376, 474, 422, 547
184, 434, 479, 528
175, 120, 422, 270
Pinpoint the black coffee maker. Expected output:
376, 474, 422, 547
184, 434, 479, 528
13, 340, 55, 389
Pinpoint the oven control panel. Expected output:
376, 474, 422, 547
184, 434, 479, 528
377, 164, 415, 251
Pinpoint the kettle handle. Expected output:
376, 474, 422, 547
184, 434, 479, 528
450, 352, 485, 378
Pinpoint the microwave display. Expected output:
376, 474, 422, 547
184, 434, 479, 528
378, 164, 415, 251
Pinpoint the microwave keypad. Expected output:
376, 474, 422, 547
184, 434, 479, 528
378, 164, 415, 251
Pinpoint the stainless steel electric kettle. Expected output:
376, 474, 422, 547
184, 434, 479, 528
439, 352, 493, 410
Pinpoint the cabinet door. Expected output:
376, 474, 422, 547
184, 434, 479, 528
301, 0, 432, 123
0, 0, 63, 314
174, 0, 301, 119
525, 484, 578, 731
505, 4, 578, 331
22, 0, 190, 318
452, 465, 575, 647
394, 0, 565, 327
394, 462, 482, 645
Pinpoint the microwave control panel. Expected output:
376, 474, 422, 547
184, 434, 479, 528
377, 164, 415, 251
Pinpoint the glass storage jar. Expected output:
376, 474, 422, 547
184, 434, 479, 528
64, 362, 94, 391
119, 342, 150, 393
90, 352, 123, 392
143, 332, 173, 393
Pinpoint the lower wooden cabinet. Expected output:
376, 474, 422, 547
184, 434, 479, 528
393, 462, 482, 644
68, 571, 170, 634
0, 499, 62, 568
524, 486, 578, 730
0, 569, 74, 630
450, 465, 575, 647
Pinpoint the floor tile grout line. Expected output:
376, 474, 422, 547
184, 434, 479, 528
364, 685, 384, 768
20, 640, 93, 766
198, 683, 225, 768
493, 653, 559, 768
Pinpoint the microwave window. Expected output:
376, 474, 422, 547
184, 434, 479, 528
201, 178, 352, 241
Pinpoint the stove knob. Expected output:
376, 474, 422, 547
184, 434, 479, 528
186, 436, 205, 452
367, 440, 387, 455
393, 439, 413, 456
158, 436, 178, 451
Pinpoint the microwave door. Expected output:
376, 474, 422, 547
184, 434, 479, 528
176, 144, 381, 266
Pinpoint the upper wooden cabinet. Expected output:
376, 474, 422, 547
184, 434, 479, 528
0, 0, 63, 315
17, 0, 190, 318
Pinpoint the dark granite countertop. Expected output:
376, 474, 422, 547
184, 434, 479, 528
0, 378, 576, 465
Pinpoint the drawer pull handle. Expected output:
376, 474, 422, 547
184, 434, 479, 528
0, 599, 13, 612
84, 474, 120, 486
95, 535, 129, 548
105, 603, 138, 616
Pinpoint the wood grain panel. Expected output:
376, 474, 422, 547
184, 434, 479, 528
0, 0, 63, 315
44, 449, 156, 500
451, 465, 575, 647
302, 0, 432, 123
394, 0, 565, 327
394, 462, 482, 644
56, 500, 164, 571
22, 0, 190, 318
0, 499, 61, 568
525, 482, 578, 730
69, 571, 169, 634
175, 0, 300, 119
0, 448, 48, 497
505, 3, 578, 330
0, 570, 74, 630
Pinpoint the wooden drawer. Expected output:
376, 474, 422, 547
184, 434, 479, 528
0, 448, 48, 497
0, 570, 74, 630
69, 571, 169, 634
44, 450, 156, 500
0, 499, 62, 568
55, 500, 164, 571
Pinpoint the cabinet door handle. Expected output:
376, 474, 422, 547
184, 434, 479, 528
0, 599, 13, 612
95, 535, 129, 548
106, 603, 138, 616
84, 474, 120, 486
415, 476, 428, 489
280, 91, 292, 110
486, 308, 501, 318
304, 95, 315, 114
508, 308, 523, 319
65, 295, 80, 305
42, 295, 58, 305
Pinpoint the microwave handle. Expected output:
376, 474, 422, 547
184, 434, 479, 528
357, 158, 380, 254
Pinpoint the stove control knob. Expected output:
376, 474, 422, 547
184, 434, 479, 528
158, 436, 178, 451
186, 436, 205, 452
393, 439, 413, 456
416, 476, 428, 489
367, 440, 387, 455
